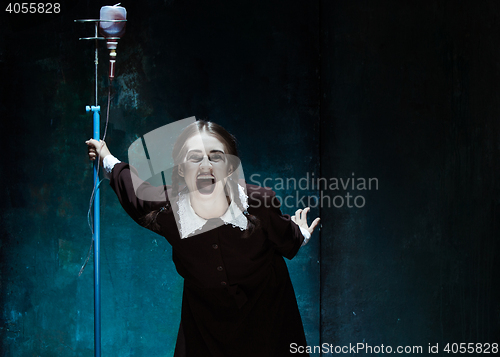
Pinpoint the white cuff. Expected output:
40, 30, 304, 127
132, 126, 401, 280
103, 155, 121, 175
300, 226, 311, 246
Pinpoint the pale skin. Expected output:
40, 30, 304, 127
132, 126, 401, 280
86, 136, 320, 236
177, 132, 233, 219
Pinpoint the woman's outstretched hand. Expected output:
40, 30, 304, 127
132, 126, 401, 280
291, 207, 320, 235
85, 139, 111, 166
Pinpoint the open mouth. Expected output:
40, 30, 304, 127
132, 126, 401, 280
196, 174, 216, 195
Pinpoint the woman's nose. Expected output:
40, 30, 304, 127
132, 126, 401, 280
200, 155, 212, 168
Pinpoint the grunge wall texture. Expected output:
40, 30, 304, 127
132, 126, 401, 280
1, 0, 499, 356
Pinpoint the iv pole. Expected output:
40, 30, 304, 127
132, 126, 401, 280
74, 17, 126, 357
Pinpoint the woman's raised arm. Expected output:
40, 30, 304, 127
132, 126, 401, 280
85, 139, 171, 231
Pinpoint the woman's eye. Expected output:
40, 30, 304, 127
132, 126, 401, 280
187, 154, 203, 162
209, 154, 224, 162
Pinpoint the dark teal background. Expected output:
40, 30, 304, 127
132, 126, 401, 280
1, 0, 499, 356
1, 1, 320, 356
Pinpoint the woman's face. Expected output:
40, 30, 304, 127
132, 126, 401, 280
178, 131, 232, 201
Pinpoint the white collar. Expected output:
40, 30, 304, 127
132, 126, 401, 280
176, 184, 249, 238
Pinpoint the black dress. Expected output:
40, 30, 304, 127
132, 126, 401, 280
110, 162, 309, 357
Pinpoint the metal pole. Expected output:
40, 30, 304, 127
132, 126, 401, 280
75, 15, 127, 357
93, 20, 101, 357
93, 106, 101, 357
91, 21, 101, 357
86, 105, 101, 357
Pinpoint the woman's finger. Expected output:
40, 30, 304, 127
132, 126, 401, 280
86, 138, 101, 145
298, 207, 311, 224
308, 217, 321, 234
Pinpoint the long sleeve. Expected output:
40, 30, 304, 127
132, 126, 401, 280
300, 226, 311, 246
256, 187, 305, 260
109, 162, 170, 227
103, 154, 121, 175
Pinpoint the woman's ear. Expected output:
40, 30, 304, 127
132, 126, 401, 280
178, 164, 184, 178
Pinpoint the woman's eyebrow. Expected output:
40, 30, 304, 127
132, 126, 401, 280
186, 149, 225, 154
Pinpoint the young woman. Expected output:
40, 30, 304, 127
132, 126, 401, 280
86, 120, 320, 357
